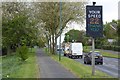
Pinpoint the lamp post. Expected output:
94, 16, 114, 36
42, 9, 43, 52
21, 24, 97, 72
59, 1, 62, 61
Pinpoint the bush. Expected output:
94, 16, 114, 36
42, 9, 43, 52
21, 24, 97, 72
112, 46, 120, 51
2, 47, 7, 56
17, 45, 29, 61
95, 46, 102, 49
102, 45, 112, 50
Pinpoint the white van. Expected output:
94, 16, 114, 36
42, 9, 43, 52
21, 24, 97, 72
69, 43, 83, 59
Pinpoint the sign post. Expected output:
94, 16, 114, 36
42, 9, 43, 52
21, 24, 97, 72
86, 2, 103, 75
91, 37, 95, 75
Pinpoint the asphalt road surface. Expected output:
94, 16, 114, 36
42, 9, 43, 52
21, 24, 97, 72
74, 56, 119, 78
36, 49, 77, 78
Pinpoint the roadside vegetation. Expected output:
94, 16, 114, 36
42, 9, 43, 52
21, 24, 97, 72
83, 46, 119, 59
2, 48, 39, 78
2, 2, 120, 79
44, 48, 112, 78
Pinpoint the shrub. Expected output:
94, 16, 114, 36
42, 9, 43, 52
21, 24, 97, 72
2, 47, 7, 56
112, 46, 120, 51
95, 46, 102, 49
17, 45, 29, 61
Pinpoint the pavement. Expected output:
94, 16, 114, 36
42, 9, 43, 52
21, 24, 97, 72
36, 48, 77, 78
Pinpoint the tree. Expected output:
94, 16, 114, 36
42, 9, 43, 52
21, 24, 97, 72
2, 2, 30, 54
64, 29, 85, 42
95, 20, 118, 49
104, 20, 117, 39
34, 2, 86, 54
2, 2, 45, 54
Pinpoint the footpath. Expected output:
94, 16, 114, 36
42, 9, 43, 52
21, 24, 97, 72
36, 49, 77, 78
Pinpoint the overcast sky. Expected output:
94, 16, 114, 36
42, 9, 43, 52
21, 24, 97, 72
59, 0, 120, 44
89, 0, 119, 23
66, 0, 119, 32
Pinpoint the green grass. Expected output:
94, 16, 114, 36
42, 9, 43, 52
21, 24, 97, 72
83, 46, 119, 59
99, 51, 119, 59
2, 48, 40, 78
44, 48, 112, 78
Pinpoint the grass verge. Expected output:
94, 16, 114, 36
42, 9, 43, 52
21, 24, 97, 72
2, 48, 40, 78
83, 46, 119, 59
44, 48, 112, 78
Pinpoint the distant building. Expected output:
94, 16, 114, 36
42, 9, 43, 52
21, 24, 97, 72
118, 1, 120, 20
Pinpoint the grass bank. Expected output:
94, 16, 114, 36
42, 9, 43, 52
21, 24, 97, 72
83, 46, 119, 59
44, 48, 112, 78
2, 48, 40, 78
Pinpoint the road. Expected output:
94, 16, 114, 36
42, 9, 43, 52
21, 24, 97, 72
74, 57, 119, 78
36, 48, 119, 78
36, 49, 77, 78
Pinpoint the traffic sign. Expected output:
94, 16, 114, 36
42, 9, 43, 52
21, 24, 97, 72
86, 5, 103, 38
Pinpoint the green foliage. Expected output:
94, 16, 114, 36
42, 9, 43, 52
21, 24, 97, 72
95, 38, 108, 49
118, 20, 120, 46
17, 46, 29, 61
104, 20, 117, 39
64, 29, 85, 42
2, 2, 44, 54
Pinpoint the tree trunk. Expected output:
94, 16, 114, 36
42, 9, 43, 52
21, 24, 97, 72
47, 38, 49, 52
55, 36, 57, 54
49, 36, 52, 53
52, 34, 55, 54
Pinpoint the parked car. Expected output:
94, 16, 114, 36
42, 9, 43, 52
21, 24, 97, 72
84, 52, 103, 65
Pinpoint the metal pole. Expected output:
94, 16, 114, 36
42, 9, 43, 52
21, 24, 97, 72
91, 2, 96, 76
92, 37, 95, 75
59, 1, 62, 61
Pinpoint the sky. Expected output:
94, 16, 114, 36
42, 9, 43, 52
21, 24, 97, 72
66, 0, 120, 31
89, 0, 119, 23
57, 0, 120, 45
